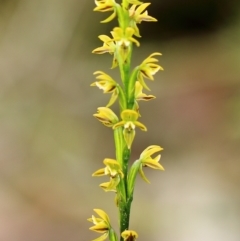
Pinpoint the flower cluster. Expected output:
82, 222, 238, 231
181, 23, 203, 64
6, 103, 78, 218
89, 1, 164, 241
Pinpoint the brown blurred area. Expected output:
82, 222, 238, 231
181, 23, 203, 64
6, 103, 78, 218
0, 0, 240, 240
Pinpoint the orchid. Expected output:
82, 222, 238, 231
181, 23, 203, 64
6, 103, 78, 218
113, 109, 147, 149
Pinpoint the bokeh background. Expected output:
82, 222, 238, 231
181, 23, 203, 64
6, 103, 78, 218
0, 0, 240, 240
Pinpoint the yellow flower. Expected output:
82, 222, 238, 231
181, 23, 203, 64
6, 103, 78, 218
94, 0, 117, 23
113, 109, 147, 149
92, 35, 118, 68
111, 27, 140, 47
133, 81, 156, 116
121, 230, 138, 241
91, 71, 119, 107
88, 209, 111, 241
137, 52, 163, 90
93, 107, 119, 127
139, 145, 164, 183
92, 158, 124, 192
129, 3, 157, 37
110, 27, 140, 63
92, 27, 140, 68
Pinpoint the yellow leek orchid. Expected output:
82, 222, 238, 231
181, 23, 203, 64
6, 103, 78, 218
137, 52, 163, 90
88, 209, 111, 241
121, 230, 138, 241
93, 107, 119, 127
113, 109, 147, 149
93, 158, 124, 192
129, 3, 157, 37
110, 27, 140, 63
92, 35, 118, 68
134, 81, 156, 116
139, 145, 164, 183
93, 158, 124, 178
91, 71, 119, 107
94, 0, 117, 23
111, 27, 140, 47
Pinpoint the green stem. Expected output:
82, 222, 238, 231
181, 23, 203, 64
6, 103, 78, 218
127, 67, 139, 109
114, 128, 124, 173
118, 85, 127, 111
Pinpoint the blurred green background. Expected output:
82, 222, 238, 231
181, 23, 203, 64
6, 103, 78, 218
0, 0, 240, 240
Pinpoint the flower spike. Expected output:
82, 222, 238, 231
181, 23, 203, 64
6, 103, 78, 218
90, 0, 164, 239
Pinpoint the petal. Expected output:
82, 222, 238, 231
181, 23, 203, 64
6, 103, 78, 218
139, 12, 157, 22
129, 4, 137, 17
140, 68, 154, 80
103, 159, 122, 176
144, 155, 164, 170
89, 223, 109, 233
92, 233, 109, 241
106, 89, 118, 107
129, 37, 140, 47
125, 27, 135, 38
93, 107, 119, 127
135, 81, 156, 101
135, 2, 151, 15
93, 209, 111, 224
112, 120, 125, 129
92, 46, 112, 54
98, 35, 113, 43
140, 145, 163, 159
137, 73, 150, 90
87, 217, 103, 223
134, 121, 147, 131
111, 56, 118, 68
100, 181, 118, 192
139, 164, 150, 183
137, 93, 156, 101
101, 10, 116, 23
92, 168, 106, 176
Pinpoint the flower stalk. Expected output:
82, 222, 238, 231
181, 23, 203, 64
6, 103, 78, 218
89, 1, 164, 241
